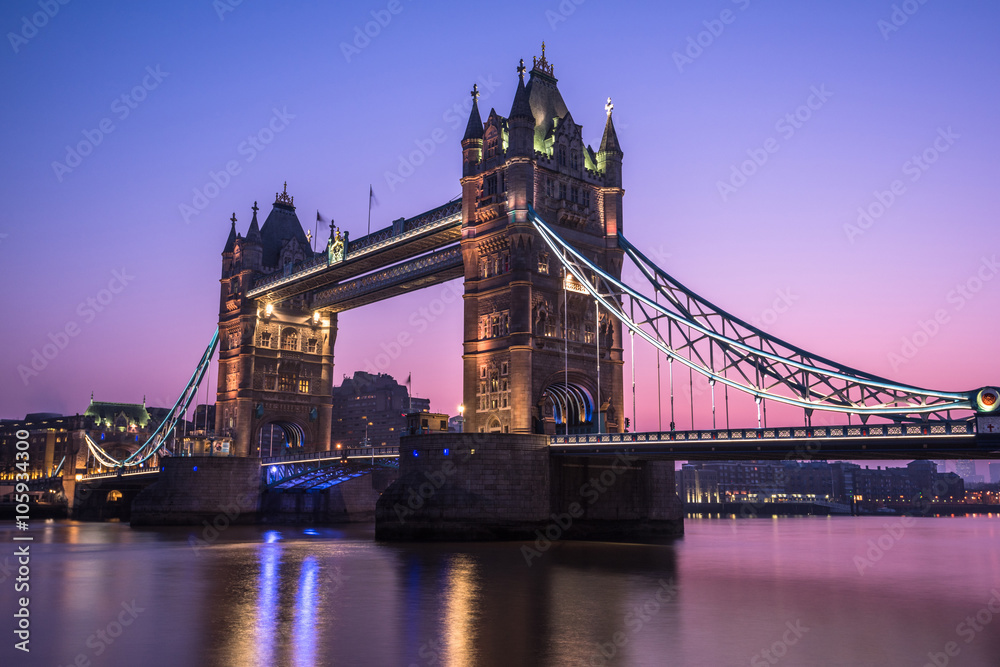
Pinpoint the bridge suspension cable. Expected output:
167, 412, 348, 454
85, 329, 220, 468
528, 206, 980, 422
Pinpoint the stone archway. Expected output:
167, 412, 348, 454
255, 419, 307, 457
540, 379, 596, 435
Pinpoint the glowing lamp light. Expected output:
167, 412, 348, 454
313, 311, 321, 323
336, 443, 342, 449
977, 388, 999, 412
443, 448, 450, 456
75, 474, 83, 481
413, 450, 419, 457
264, 303, 274, 317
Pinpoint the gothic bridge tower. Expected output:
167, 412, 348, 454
461, 45, 625, 435
216, 185, 335, 457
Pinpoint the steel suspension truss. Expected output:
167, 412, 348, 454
85, 329, 220, 468
528, 206, 984, 423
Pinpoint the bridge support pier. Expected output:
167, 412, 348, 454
130, 457, 261, 526
375, 434, 683, 541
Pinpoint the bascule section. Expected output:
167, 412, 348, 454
217, 186, 335, 457
460, 45, 626, 436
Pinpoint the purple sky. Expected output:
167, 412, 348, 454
2, 1, 998, 472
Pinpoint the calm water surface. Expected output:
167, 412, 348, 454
1, 517, 998, 666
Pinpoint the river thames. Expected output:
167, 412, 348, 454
2, 516, 998, 666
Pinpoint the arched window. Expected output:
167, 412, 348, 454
281, 328, 298, 351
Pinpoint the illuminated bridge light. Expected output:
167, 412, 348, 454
413, 450, 419, 457
443, 448, 450, 456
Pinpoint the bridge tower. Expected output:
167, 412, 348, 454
461, 46, 625, 435
216, 186, 335, 456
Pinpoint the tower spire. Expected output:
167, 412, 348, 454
223, 212, 237, 253
599, 97, 622, 156
246, 201, 261, 244
462, 83, 484, 141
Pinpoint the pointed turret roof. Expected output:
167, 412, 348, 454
246, 201, 262, 244
509, 60, 532, 120
525, 44, 569, 148
463, 83, 484, 141
223, 213, 237, 254
599, 98, 622, 155
260, 184, 310, 267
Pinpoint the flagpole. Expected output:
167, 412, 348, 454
367, 185, 372, 235
314, 210, 319, 252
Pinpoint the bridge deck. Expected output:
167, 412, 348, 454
551, 422, 999, 460
248, 201, 461, 302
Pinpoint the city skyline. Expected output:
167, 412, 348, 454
2, 1, 998, 438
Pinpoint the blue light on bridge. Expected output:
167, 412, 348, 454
413, 450, 419, 457
303, 529, 319, 536
193, 466, 198, 472
264, 530, 281, 543
443, 448, 450, 456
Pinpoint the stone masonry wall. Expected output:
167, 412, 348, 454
130, 457, 261, 526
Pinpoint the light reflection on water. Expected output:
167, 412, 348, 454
1, 518, 998, 666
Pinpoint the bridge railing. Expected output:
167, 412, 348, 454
551, 421, 975, 446
80, 468, 162, 480
261, 447, 398, 466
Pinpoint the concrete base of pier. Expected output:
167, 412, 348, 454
375, 434, 684, 541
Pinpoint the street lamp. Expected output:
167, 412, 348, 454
458, 404, 465, 433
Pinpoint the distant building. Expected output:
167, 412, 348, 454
332, 372, 429, 449
990, 462, 1000, 485
84, 396, 150, 432
676, 464, 719, 504
679, 459, 965, 508
405, 412, 449, 435
955, 460, 977, 481
448, 415, 464, 432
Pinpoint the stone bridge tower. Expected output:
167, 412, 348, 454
461, 46, 625, 435
216, 185, 334, 456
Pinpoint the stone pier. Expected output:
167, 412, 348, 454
130, 457, 261, 526
375, 433, 684, 541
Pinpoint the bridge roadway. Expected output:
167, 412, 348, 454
550, 420, 1000, 460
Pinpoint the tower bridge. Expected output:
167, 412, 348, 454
73, 46, 999, 538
